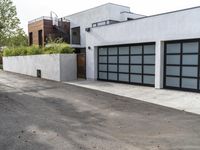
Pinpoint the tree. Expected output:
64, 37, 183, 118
6, 28, 28, 46
0, 0, 27, 47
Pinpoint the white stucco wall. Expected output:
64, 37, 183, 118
65, 3, 134, 48
60, 54, 77, 81
3, 54, 77, 82
85, 7, 200, 88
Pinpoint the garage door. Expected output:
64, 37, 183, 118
164, 39, 200, 91
98, 43, 155, 86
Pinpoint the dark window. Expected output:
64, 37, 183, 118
38, 30, 43, 46
29, 32, 33, 46
127, 18, 134, 21
72, 27, 80, 44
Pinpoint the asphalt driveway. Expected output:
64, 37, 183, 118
0, 71, 200, 150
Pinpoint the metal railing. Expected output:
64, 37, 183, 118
28, 16, 52, 24
28, 16, 70, 25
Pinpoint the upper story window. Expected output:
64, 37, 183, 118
92, 20, 120, 28
72, 27, 81, 45
127, 18, 134, 21
29, 32, 33, 46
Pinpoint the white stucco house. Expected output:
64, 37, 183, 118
84, 4, 200, 92
4, 3, 200, 92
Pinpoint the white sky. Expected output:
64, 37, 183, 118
12, 0, 200, 33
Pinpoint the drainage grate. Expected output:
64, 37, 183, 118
37, 69, 41, 78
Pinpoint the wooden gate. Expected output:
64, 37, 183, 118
77, 53, 86, 78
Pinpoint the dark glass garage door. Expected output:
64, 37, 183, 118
98, 43, 155, 86
164, 39, 200, 91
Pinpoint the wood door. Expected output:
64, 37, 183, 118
77, 53, 86, 78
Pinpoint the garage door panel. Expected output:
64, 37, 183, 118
182, 55, 198, 65
99, 48, 107, 55
182, 78, 198, 89
108, 73, 117, 81
99, 72, 107, 80
119, 46, 129, 55
119, 56, 129, 64
166, 66, 180, 76
143, 66, 155, 74
99, 64, 107, 71
131, 46, 142, 54
166, 55, 180, 65
130, 75, 142, 83
108, 65, 117, 72
109, 56, 117, 63
144, 45, 155, 54
166, 43, 181, 53
166, 77, 180, 87
143, 75, 155, 84
182, 42, 198, 53
119, 74, 129, 82
108, 47, 117, 55
130, 65, 142, 73
131, 56, 142, 64
182, 67, 198, 77
143, 56, 155, 64
119, 65, 129, 73
99, 56, 107, 63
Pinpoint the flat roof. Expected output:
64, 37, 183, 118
64, 3, 130, 18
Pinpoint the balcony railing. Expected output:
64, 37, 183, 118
28, 16, 52, 24
28, 16, 70, 25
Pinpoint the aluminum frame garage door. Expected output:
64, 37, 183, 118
98, 43, 155, 86
164, 39, 200, 92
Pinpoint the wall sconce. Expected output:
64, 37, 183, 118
88, 46, 91, 50
85, 28, 91, 32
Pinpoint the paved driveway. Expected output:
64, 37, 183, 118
0, 71, 200, 150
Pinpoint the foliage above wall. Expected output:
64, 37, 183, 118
3, 43, 75, 57
0, 0, 27, 47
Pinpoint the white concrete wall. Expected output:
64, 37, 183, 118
86, 7, 200, 88
3, 54, 77, 82
65, 3, 132, 48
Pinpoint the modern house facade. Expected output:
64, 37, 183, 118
28, 3, 144, 78
28, 3, 200, 92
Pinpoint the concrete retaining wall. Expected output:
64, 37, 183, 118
3, 54, 77, 81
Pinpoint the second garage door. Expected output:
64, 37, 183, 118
164, 39, 200, 91
98, 43, 155, 86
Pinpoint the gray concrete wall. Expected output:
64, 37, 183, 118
3, 54, 77, 82
60, 54, 77, 81
85, 7, 200, 88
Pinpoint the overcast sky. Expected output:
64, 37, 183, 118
12, 0, 200, 33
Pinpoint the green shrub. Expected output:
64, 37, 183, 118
44, 43, 74, 54
26, 45, 43, 55
3, 43, 74, 57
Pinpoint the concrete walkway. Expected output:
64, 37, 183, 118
65, 80, 200, 115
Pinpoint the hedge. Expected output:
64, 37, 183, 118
3, 43, 75, 57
